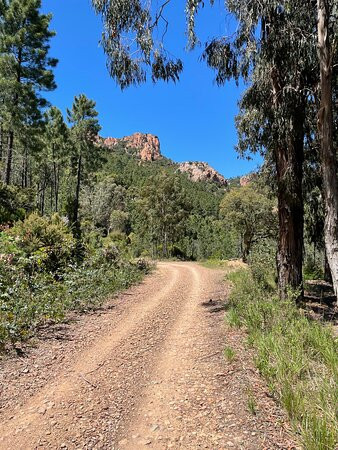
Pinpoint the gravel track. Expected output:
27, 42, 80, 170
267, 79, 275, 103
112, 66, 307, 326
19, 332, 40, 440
0, 262, 294, 449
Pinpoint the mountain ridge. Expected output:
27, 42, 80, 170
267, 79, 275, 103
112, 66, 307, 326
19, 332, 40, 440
101, 132, 228, 187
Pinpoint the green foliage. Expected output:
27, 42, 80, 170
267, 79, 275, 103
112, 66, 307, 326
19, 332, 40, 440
304, 253, 324, 281
226, 267, 338, 450
220, 185, 277, 262
249, 239, 277, 291
0, 259, 148, 350
0, 0, 57, 120
91, 0, 183, 88
0, 207, 151, 349
80, 147, 237, 261
4, 213, 76, 272
0, 183, 34, 223
36, 106, 70, 215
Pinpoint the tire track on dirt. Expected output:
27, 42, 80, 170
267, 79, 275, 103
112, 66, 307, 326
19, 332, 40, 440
0, 264, 197, 449
0, 262, 294, 450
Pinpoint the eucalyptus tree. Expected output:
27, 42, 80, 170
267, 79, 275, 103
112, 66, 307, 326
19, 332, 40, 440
0, 0, 57, 185
220, 186, 277, 263
92, 0, 321, 298
317, 0, 338, 299
67, 95, 101, 233
231, 2, 320, 297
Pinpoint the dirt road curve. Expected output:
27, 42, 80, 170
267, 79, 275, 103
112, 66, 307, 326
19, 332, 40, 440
0, 262, 293, 450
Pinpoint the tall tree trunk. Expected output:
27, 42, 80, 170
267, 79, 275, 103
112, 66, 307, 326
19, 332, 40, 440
5, 131, 14, 185
163, 229, 168, 258
276, 152, 304, 299
6, 48, 22, 186
317, 0, 338, 300
272, 72, 304, 299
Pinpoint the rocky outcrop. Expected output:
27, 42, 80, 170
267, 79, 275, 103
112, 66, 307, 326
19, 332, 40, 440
177, 162, 227, 187
103, 132, 162, 161
102, 133, 227, 187
240, 173, 257, 186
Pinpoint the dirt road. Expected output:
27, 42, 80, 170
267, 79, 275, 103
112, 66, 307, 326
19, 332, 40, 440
0, 262, 293, 449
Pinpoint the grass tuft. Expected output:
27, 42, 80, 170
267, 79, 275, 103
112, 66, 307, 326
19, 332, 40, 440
224, 345, 236, 362
246, 387, 257, 415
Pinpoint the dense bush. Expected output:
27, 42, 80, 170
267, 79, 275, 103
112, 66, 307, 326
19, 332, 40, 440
0, 183, 35, 225
1, 213, 76, 273
0, 212, 151, 350
226, 268, 337, 450
0, 256, 149, 350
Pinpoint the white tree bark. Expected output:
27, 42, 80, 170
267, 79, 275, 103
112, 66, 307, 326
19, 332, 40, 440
317, 0, 338, 301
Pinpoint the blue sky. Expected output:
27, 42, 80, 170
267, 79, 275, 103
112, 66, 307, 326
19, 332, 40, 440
41, 0, 261, 178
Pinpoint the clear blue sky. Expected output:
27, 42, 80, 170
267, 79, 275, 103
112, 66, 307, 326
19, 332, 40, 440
41, 0, 261, 178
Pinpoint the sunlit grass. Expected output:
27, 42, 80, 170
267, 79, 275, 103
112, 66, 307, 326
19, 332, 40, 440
226, 268, 338, 450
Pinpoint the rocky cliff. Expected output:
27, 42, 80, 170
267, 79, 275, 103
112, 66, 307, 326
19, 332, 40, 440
103, 132, 162, 161
177, 162, 227, 187
102, 133, 228, 187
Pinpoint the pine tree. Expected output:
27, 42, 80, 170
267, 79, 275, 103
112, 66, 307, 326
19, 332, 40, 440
67, 95, 101, 234
41, 107, 69, 214
0, 0, 57, 184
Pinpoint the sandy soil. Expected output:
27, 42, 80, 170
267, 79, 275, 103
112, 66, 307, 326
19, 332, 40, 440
0, 262, 295, 449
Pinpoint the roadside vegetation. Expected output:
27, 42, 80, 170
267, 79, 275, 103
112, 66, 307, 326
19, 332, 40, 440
226, 263, 337, 450
0, 212, 150, 350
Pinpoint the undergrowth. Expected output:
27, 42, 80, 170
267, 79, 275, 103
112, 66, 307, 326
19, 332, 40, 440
0, 213, 152, 350
0, 259, 149, 351
226, 268, 337, 450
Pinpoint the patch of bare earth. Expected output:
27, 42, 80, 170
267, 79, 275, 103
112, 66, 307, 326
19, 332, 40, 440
0, 262, 295, 449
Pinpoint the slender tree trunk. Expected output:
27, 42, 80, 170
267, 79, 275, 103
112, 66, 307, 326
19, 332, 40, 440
53, 161, 59, 212
24, 146, 28, 188
317, 0, 338, 300
21, 146, 28, 188
51, 145, 59, 212
163, 229, 168, 258
41, 178, 46, 216
50, 182, 53, 212
5, 131, 14, 185
242, 231, 252, 263
74, 154, 82, 225
0, 126, 3, 166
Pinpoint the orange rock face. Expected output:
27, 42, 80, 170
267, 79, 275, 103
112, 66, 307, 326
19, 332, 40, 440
178, 162, 227, 187
103, 132, 161, 161
240, 173, 256, 186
